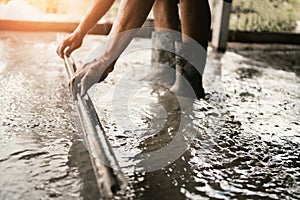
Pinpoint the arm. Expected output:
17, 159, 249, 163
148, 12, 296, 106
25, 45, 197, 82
75, 0, 115, 37
70, 0, 155, 97
100, 0, 155, 66
57, 0, 115, 57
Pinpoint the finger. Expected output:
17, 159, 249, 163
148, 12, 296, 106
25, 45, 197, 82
80, 75, 89, 97
68, 76, 76, 100
65, 44, 76, 57
81, 69, 97, 97
57, 44, 65, 58
57, 40, 69, 58
69, 73, 82, 100
99, 74, 108, 83
80, 71, 107, 96
72, 62, 95, 97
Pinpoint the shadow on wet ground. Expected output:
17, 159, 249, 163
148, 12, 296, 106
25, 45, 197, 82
0, 32, 299, 199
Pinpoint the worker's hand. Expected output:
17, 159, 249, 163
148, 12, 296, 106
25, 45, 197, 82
69, 58, 114, 99
57, 32, 84, 58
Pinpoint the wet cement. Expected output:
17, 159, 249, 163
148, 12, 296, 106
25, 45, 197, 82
0, 32, 299, 199
0, 32, 98, 200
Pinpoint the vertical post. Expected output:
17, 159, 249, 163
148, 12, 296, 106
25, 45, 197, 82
211, 0, 232, 52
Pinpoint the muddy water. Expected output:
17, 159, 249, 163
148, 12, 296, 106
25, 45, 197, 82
0, 32, 299, 200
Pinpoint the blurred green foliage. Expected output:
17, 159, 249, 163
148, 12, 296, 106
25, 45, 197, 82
230, 0, 300, 32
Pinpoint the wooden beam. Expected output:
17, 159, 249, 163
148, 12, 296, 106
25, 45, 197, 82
0, 20, 112, 35
1, 19, 300, 45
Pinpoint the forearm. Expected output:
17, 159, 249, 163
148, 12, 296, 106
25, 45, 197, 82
101, 0, 155, 64
74, 0, 115, 37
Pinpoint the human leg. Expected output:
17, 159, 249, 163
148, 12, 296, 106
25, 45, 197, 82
179, 0, 211, 48
149, 0, 180, 86
153, 0, 180, 31
170, 0, 211, 99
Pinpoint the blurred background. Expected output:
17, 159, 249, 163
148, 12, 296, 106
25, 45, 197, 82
0, 0, 119, 22
0, 0, 299, 33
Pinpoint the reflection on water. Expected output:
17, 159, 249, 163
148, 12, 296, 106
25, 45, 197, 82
0, 32, 299, 200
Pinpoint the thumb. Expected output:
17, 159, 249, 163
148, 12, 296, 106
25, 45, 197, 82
65, 45, 76, 57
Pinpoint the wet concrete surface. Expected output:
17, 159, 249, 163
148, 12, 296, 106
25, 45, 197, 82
0, 32, 98, 200
0, 32, 299, 199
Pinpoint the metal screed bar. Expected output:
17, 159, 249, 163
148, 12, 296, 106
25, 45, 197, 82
63, 55, 127, 198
